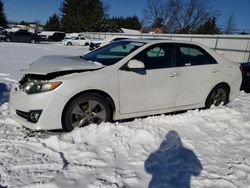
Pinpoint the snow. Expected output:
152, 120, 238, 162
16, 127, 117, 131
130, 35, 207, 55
38, 31, 64, 37
121, 28, 141, 35
1, 42, 250, 187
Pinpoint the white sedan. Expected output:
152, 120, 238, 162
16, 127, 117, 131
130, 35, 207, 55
62, 36, 90, 46
9, 39, 242, 131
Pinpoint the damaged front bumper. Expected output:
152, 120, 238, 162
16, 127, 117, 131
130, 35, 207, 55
9, 87, 67, 130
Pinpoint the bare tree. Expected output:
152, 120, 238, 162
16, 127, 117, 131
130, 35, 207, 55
143, 0, 172, 30
223, 13, 237, 34
143, 0, 218, 33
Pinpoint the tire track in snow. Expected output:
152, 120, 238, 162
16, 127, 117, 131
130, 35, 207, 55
0, 106, 64, 187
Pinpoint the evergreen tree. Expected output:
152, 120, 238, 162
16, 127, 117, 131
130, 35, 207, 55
0, 0, 7, 28
44, 13, 61, 31
107, 16, 142, 31
125, 16, 141, 30
195, 17, 220, 34
60, 0, 106, 32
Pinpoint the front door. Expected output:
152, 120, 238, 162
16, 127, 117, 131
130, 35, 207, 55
119, 43, 179, 114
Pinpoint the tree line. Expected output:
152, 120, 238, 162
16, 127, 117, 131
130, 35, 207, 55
0, 0, 7, 28
0, 0, 247, 34
44, 0, 141, 33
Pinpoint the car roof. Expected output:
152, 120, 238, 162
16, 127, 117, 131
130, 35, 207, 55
122, 38, 202, 45
120, 38, 216, 52
39, 31, 65, 36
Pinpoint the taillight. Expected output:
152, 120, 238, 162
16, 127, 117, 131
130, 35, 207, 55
240, 66, 245, 74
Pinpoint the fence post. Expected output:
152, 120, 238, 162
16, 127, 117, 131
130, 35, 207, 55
215, 36, 219, 50
248, 40, 250, 62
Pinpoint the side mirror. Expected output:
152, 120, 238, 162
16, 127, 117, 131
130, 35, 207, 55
127, 59, 145, 70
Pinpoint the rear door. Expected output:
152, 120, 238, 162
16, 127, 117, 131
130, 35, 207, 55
23, 31, 33, 42
119, 43, 180, 114
175, 44, 220, 107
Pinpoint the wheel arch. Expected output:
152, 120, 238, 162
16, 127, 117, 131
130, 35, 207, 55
211, 82, 231, 96
62, 89, 116, 117
205, 82, 231, 107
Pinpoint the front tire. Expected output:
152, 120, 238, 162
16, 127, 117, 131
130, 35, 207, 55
205, 85, 229, 108
6, 38, 11, 42
62, 93, 111, 132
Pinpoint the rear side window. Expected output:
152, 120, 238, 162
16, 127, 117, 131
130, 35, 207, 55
176, 44, 217, 67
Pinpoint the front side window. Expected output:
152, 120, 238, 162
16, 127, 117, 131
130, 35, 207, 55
82, 41, 145, 66
147, 47, 165, 57
176, 44, 217, 67
134, 43, 173, 69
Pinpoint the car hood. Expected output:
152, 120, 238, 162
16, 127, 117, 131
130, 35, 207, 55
23, 55, 104, 75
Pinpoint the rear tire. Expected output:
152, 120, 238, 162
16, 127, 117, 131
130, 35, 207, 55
6, 38, 11, 42
30, 39, 36, 44
67, 42, 72, 46
205, 85, 229, 108
62, 93, 111, 132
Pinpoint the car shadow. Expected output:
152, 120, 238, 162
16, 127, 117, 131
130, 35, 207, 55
144, 130, 202, 188
0, 83, 10, 105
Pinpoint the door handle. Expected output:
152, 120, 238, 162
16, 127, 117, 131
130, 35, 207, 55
169, 72, 179, 77
212, 68, 219, 73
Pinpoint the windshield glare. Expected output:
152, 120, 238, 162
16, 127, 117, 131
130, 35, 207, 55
82, 41, 145, 66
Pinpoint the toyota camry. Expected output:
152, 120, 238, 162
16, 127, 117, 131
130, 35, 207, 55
9, 39, 242, 131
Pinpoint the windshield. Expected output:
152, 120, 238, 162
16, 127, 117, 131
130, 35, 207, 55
82, 41, 145, 66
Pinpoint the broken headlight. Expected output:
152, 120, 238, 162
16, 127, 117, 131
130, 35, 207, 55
21, 80, 62, 94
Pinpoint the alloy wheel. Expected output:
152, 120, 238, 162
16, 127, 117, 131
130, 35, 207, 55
209, 87, 227, 106
69, 99, 106, 128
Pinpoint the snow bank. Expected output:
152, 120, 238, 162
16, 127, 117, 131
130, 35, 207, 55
1, 92, 250, 187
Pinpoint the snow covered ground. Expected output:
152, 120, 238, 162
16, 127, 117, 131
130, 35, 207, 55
0, 42, 250, 188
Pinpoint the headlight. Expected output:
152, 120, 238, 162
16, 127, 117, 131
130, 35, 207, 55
21, 81, 62, 94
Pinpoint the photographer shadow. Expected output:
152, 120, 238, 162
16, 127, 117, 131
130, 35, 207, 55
145, 130, 202, 188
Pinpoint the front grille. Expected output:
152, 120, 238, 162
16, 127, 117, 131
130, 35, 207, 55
16, 110, 28, 120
